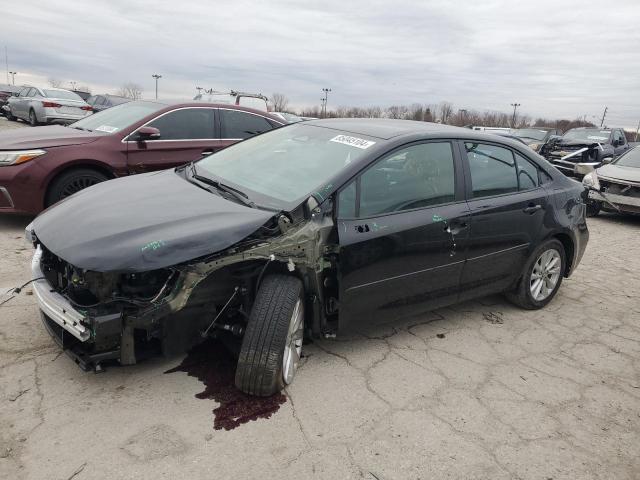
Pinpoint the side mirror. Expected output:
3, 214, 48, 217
12, 92, 19, 97
137, 126, 160, 140
601, 157, 613, 164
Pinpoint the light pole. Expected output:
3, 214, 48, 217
152, 74, 162, 99
321, 88, 331, 118
458, 108, 467, 125
9, 71, 16, 85
510, 103, 521, 128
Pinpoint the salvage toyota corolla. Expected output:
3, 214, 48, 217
26, 119, 589, 396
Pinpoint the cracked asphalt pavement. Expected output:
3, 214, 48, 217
0, 145, 639, 477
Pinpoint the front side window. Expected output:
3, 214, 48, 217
340, 142, 456, 218
145, 108, 215, 140
613, 130, 625, 145
466, 142, 518, 198
220, 109, 274, 139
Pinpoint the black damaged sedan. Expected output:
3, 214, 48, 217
26, 119, 589, 395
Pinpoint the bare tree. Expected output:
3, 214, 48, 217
271, 93, 289, 112
437, 101, 454, 124
117, 82, 143, 100
48, 77, 63, 88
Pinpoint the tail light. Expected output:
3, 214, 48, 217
41, 101, 61, 108
81, 106, 93, 111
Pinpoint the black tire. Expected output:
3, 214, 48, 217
45, 168, 109, 207
6, 109, 15, 121
235, 274, 304, 396
586, 201, 601, 217
504, 239, 566, 310
29, 109, 39, 126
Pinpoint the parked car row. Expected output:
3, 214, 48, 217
3, 86, 93, 125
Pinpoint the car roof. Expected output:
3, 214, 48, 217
127, 99, 285, 123
568, 127, 612, 131
303, 118, 464, 140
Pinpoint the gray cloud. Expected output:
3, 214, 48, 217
4, 0, 640, 127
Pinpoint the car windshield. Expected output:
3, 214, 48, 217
197, 123, 378, 208
563, 129, 610, 142
512, 128, 548, 141
43, 89, 82, 101
69, 101, 165, 133
614, 147, 640, 168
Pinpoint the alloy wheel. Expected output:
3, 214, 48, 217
282, 298, 304, 385
530, 249, 562, 301
60, 176, 102, 199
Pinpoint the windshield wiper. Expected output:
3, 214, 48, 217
70, 125, 92, 132
189, 163, 256, 208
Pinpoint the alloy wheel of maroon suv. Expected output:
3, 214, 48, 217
0, 100, 284, 215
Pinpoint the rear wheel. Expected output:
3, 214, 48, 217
29, 109, 39, 126
505, 239, 566, 310
235, 275, 304, 396
45, 168, 109, 207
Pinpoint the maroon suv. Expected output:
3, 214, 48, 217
0, 100, 284, 214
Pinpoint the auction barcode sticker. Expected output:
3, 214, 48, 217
330, 135, 376, 149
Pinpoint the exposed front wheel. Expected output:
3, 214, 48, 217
505, 239, 566, 310
235, 275, 305, 396
45, 168, 109, 207
5, 109, 16, 121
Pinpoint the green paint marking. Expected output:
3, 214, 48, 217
141, 240, 166, 252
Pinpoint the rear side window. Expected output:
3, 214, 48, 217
465, 143, 518, 198
146, 108, 215, 140
515, 153, 539, 190
220, 110, 274, 139
338, 142, 456, 218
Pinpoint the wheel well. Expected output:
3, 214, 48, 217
553, 233, 574, 276
44, 164, 115, 208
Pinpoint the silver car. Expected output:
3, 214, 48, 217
6, 86, 92, 126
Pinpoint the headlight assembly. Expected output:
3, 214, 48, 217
582, 171, 599, 190
0, 150, 47, 166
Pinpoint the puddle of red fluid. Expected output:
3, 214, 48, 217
165, 338, 286, 431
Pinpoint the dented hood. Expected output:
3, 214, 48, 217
30, 169, 275, 272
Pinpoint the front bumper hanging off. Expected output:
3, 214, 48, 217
31, 245, 122, 370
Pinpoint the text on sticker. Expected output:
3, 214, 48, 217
330, 135, 376, 149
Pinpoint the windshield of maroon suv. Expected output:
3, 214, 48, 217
69, 101, 165, 133
196, 123, 377, 208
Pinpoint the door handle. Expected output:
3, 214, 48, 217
523, 204, 542, 214
445, 222, 468, 235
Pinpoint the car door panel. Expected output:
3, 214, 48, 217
338, 202, 470, 325
460, 188, 548, 298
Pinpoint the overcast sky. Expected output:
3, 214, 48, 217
4, 0, 640, 127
